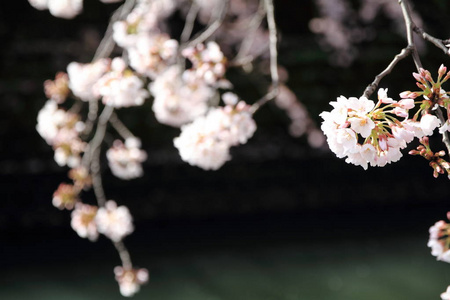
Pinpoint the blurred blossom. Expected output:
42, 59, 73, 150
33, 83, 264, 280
67, 59, 110, 102
95, 57, 149, 108
127, 34, 178, 79
52, 183, 80, 210
68, 166, 92, 190
28, 0, 83, 19
95, 200, 134, 242
114, 266, 149, 297
71, 203, 99, 241
106, 138, 147, 180
44, 72, 70, 104
174, 93, 256, 170
149, 65, 214, 127
182, 41, 229, 87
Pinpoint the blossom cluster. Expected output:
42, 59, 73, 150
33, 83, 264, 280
36, 99, 86, 168
107, 138, 147, 180
174, 93, 256, 170
114, 266, 149, 297
321, 65, 450, 171
428, 215, 450, 263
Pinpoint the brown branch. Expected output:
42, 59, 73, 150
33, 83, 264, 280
413, 26, 450, 56
399, 0, 422, 70
362, 46, 413, 98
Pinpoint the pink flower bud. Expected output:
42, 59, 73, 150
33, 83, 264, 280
399, 91, 419, 99
398, 98, 415, 109
413, 72, 424, 82
439, 64, 447, 77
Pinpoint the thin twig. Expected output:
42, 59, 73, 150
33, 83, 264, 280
82, 99, 99, 137
183, 0, 229, 49
413, 26, 450, 56
93, 0, 137, 61
399, 0, 422, 70
114, 241, 133, 270
231, 0, 266, 67
87, 105, 114, 207
180, 1, 200, 44
362, 46, 413, 98
250, 0, 279, 113
109, 112, 134, 140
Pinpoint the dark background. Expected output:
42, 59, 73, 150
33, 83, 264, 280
1, 0, 450, 299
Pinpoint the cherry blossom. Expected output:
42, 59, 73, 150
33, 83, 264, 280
36, 100, 84, 146
149, 65, 214, 127
127, 34, 178, 79
114, 266, 149, 297
95, 200, 134, 242
71, 203, 99, 241
52, 183, 80, 210
67, 59, 110, 102
174, 93, 256, 170
320, 91, 419, 169
28, 0, 83, 19
95, 58, 149, 108
442, 286, 450, 300
44, 72, 70, 104
428, 219, 450, 263
182, 41, 229, 87
106, 138, 147, 180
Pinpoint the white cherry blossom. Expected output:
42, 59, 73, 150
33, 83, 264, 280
95, 200, 134, 242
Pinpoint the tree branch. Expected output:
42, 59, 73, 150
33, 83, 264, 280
250, 0, 279, 113
183, 0, 229, 49
362, 46, 413, 98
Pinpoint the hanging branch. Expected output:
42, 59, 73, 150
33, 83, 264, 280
180, 0, 200, 44
183, 0, 229, 49
230, 0, 267, 67
109, 112, 134, 140
413, 26, 450, 56
251, 0, 279, 113
362, 46, 413, 98
93, 0, 137, 61
399, 0, 450, 156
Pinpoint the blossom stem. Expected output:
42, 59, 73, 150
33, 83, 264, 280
413, 26, 450, 56
180, 0, 200, 44
87, 105, 114, 207
114, 241, 133, 270
93, 0, 137, 61
230, 0, 266, 67
362, 46, 413, 99
109, 112, 134, 140
183, 0, 229, 49
251, 0, 279, 113
399, 0, 422, 71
